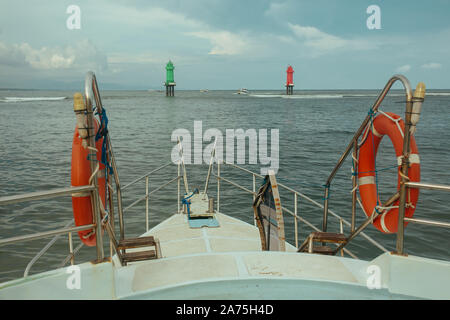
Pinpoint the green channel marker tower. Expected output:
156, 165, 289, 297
165, 60, 176, 97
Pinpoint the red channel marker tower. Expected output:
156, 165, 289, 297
286, 65, 294, 95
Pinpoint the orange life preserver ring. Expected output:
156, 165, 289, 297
71, 119, 106, 246
358, 112, 420, 233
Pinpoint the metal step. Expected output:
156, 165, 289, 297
122, 250, 157, 263
299, 245, 334, 255
118, 236, 155, 250
308, 232, 347, 244
297, 232, 347, 255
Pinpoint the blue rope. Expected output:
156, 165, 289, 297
182, 192, 195, 218
94, 107, 113, 175
322, 184, 331, 200
93, 107, 113, 214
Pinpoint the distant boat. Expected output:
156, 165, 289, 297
200, 89, 209, 93
234, 88, 248, 95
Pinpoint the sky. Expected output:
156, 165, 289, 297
0, 0, 449, 90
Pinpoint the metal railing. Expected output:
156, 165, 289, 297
212, 161, 390, 259
121, 161, 184, 232
0, 186, 97, 277
0, 161, 186, 276
0, 71, 194, 277
320, 74, 450, 256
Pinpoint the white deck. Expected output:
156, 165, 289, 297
1, 207, 450, 299
137, 211, 296, 259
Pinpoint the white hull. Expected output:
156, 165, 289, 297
1, 210, 449, 299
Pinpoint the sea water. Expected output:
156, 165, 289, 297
1, 88, 449, 282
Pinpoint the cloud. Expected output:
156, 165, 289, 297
287, 23, 375, 55
421, 62, 442, 69
264, 2, 288, 17
101, 4, 203, 30
0, 40, 107, 72
396, 65, 411, 73
187, 31, 248, 55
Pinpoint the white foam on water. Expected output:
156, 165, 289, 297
282, 94, 344, 99
427, 93, 450, 96
248, 92, 450, 99
250, 94, 284, 98
3, 97, 67, 102
249, 94, 344, 99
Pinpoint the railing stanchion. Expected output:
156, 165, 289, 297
84, 85, 104, 262
294, 193, 298, 248
108, 141, 124, 241
322, 185, 329, 232
68, 232, 74, 265
252, 174, 256, 201
395, 93, 415, 255
351, 140, 358, 233
177, 163, 181, 213
253, 173, 256, 226
339, 219, 344, 257
145, 176, 149, 232
217, 162, 220, 213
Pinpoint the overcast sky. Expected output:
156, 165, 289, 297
0, 0, 449, 90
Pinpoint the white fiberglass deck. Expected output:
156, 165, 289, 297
1, 208, 450, 299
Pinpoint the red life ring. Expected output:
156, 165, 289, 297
358, 112, 420, 233
71, 119, 106, 246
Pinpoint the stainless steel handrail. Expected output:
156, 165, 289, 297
322, 74, 413, 233
122, 162, 172, 191
123, 176, 180, 213
222, 161, 388, 253
0, 162, 182, 276
0, 185, 95, 205
24, 219, 74, 277
217, 161, 388, 256
213, 168, 360, 258
405, 182, 450, 192
0, 224, 95, 247
404, 217, 450, 229
85, 71, 125, 247
318, 74, 450, 256
84, 72, 105, 261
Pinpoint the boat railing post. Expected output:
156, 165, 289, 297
252, 173, 256, 201
322, 185, 330, 232
178, 138, 190, 193
217, 162, 220, 213
253, 173, 256, 226
395, 82, 425, 255
81, 87, 104, 262
145, 176, 149, 232
203, 139, 217, 199
177, 162, 181, 213
339, 219, 344, 257
294, 192, 298, 248
111, 152, 125, 241
106, 142, 115, 258
68, 232, 74, 265
351, 140, 358, 233
85, 71, 125, 244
